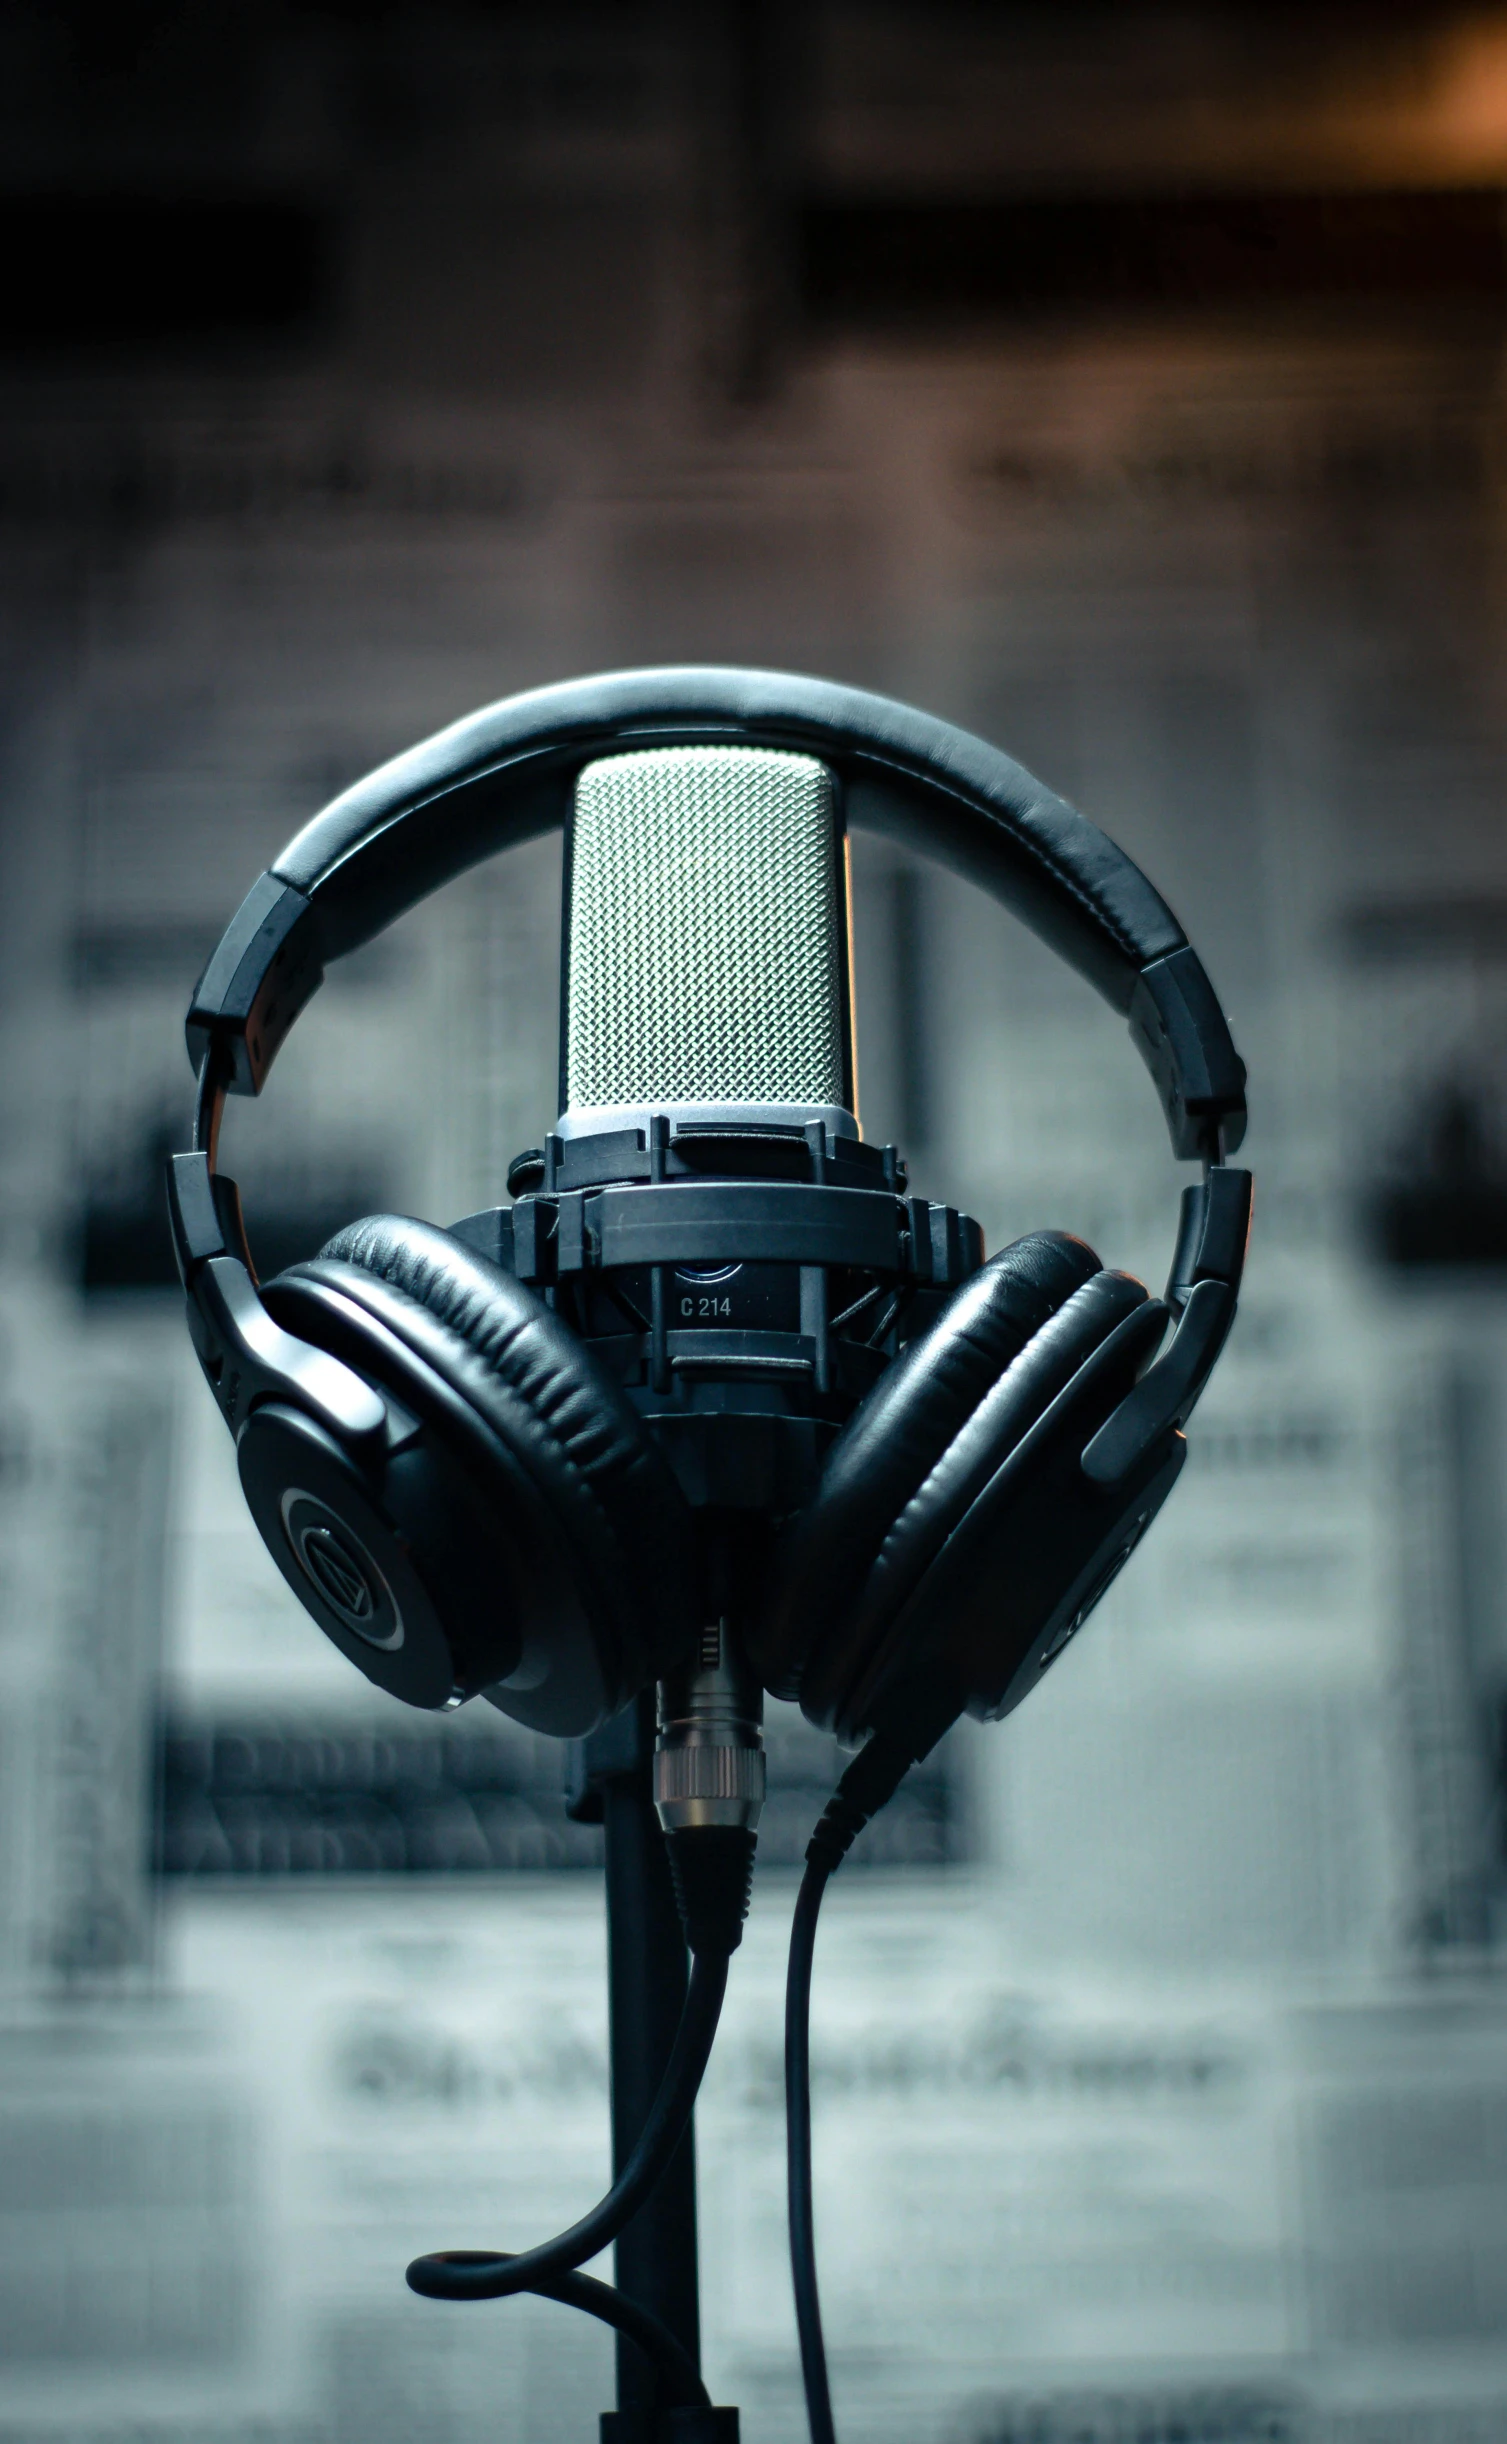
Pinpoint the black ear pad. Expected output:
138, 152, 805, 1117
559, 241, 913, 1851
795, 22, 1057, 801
750, 1232, 1169, 1746
245, 1215, 697, 1734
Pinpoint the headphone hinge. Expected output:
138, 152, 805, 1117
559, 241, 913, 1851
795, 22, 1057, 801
1165, 1165, 1252, 1312
1080, 1276, 1236, 1489
167, 1150, 226, 1284
186, 1252, 387, 1451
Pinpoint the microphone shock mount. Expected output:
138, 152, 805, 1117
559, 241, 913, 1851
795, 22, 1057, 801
457, 1114, 983, 1527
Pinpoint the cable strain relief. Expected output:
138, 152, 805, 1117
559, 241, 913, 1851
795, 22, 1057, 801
804, 1733, 914, 1877
666, 1826, 757, 1958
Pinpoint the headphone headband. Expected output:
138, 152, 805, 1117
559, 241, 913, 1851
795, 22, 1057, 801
185, 665, 1245, 1160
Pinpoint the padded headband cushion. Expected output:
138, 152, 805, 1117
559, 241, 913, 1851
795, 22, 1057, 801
754, 1238, 1146, 1715
268, 1215, 695, 1688
271, 669, 1187, 1001
188, 669, 1246, 1155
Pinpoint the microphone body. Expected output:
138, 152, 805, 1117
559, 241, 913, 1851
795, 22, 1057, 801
463, 742, 983, 1751
560, 744, 856, 1145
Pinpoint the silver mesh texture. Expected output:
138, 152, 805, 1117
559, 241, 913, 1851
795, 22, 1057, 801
564, 745, 846, 1114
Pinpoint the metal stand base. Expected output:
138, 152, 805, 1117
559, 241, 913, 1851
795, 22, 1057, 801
600, 2412, 741, 2443
568, 1695, 741, 2444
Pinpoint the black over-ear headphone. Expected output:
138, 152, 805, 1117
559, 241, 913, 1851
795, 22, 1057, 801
170, 664, 1247, 1759
169, 667, 1249, 2431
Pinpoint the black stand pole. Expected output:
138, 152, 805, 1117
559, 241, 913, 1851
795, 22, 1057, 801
568, 1695, 738, 2444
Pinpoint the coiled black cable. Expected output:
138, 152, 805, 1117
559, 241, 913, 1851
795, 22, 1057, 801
785, 1736, 915, 2444
475, 2263, 708, 2411
407, 1947, 728, 2406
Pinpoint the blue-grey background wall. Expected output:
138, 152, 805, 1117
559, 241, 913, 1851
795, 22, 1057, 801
1, 9, 1506, 2441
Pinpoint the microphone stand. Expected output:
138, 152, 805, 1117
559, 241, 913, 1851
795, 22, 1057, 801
567, 1693, 740, 2444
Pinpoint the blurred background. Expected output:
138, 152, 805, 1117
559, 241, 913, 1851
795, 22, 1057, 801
2, 4, 1506, 2439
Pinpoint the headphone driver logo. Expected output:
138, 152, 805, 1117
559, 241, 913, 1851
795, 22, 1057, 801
278, 1490, 404, 1652
299, 1522, 375, 1624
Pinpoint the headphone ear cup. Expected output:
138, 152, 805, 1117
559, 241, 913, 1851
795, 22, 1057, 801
751, 1231, 1099, 1703
245, 1215, 697, 1733
237, 1394, 503, 1711
751, 1232, 1164, 1744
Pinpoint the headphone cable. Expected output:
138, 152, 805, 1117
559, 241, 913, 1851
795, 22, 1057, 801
786, 1857, 837, 2444
514, 2265, 707, 2410
785, 1735, 916, 2444
406, 1945, 728, 2408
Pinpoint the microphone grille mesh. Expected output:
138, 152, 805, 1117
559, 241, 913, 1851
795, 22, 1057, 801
565, 745, 847, 1113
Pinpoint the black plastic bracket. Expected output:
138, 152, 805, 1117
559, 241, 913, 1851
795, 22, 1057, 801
512, 1122, 897, 1198
601, 2411, 740, 2442
508, 1180, 982, 1290
166, 1151, 257, 1283
1128, 949, 1248, 1160
184, 872, 324, 1096
167, 1150, 232, 1282
584, 1181, 907, 1274
1165, 1165, 1252, 1309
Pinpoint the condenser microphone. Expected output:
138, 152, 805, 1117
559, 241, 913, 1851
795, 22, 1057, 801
549, 743, 867, 1876
558, 745, 857, 1142
494, 730, 979, 1416
510, 738, 981, 1883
